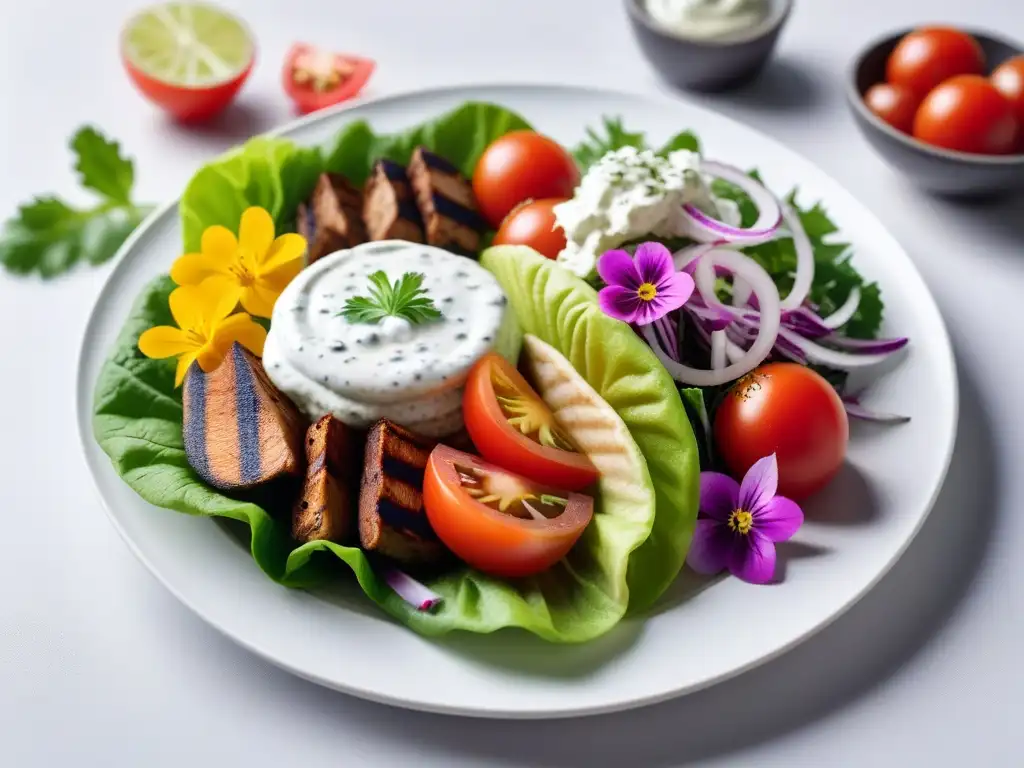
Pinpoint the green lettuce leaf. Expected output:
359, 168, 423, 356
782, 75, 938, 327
324, 101, 533, 185
179, 137, 325, 253
481, 246, 700, 612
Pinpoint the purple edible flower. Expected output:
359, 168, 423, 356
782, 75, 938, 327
597, 242, 695, 326
687, 454, 804, 585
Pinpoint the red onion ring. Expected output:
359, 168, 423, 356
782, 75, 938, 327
821, 286, 861, 329
680, 161, 782, 246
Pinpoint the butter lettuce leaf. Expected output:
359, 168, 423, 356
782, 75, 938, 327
480, 246, 700, 612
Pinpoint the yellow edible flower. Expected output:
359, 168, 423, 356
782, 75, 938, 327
170, 206, 306, 319
138, 280, 267, 387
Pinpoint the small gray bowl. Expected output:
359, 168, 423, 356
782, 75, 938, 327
847, 28, 1024, 198
624, 0, 793, 92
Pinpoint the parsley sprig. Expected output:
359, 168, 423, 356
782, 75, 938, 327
1, 127, 154, 278
341, 271, 443, 325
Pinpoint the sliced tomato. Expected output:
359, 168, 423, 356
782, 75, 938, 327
463, 353, 598, 491
282, 43, 375, 115
423, 445, 594, 578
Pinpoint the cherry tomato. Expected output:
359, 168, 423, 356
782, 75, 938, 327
473, 132, 579, 228
912, 75, 1019, 155
886, 27, 985, 98
282, 43, 375, 115
492, 198, 569, 260
863, 83, 921, 134
713, 363, 849, 501
423, 445, 594, 578
463, 353, 598, 491
991, 55, 1024, 148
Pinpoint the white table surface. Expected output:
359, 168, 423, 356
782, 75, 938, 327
1, 0, 1021, 764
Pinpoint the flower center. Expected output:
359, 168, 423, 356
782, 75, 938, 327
229, 250, 257, 287
728, 509, 753, 535
185, 328, 207, 346
637, 282, 657, 301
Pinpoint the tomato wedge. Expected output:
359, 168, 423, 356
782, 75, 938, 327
282, 43, 375, 115
423, 445, 594, 578
463, 353, 598, 491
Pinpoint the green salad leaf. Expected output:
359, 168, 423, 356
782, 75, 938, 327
179, 137, 324, 253
482, 246, 700, 613
573, 116, 701, 174
1, 127, 153, 278
324, 101, 533, 184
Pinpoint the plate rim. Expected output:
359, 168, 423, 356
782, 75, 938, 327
75, 81, 960, 719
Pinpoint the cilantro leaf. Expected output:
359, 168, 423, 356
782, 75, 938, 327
341, 271, 443, 325
72, 127, 135, 205
0, 127, 152, 279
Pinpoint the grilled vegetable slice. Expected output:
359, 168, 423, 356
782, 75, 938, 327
297, 173, 367, 263
408, 146, 483, 255
182, 343, 306, 490
363, 160, 424, 243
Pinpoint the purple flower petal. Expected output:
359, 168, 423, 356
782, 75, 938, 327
633, 242, 674, 285
655, 270, 696, 309
686, 519, 731, 575
700, 472, 740, 521
728, 530, 777, 584
739, 454, 779, 514
597, 249, 640, 289
755, 495, 803, 542
598, 284, 642, 323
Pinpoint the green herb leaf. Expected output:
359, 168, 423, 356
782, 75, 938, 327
340, 271, 443, 325
72, 126, 135, 205
572, 117, 702, 174
0, 127, 153, 279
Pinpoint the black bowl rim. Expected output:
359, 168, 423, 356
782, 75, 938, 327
624, 0, 794, 48
847, 26, 1024, 165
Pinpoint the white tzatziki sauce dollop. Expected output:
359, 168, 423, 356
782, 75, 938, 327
645, 0, 769, 40
263, 240, 509, 437
553, 146, 741, 279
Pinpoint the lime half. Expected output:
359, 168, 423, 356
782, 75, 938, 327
121, 2, 254, 87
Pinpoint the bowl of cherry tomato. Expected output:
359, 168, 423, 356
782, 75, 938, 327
847, 26, 1024, 197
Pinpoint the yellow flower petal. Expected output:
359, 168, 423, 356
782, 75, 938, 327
168, 285, 207, 331
196, 277, 244, 325
170, 252, 227, 286
213, 312, 268, 358
260, 257, 303, 293
261, 233, 307, 273
175, 351, 199, 387
195, 341, 227, 373
238, 207, 275, 259
201, 225, 238, 263
239, 282, 279, 319
138, 326, 195, 360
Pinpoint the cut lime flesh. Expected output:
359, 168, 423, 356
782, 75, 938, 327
122, 2, 253, 87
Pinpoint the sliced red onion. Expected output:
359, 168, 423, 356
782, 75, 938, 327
645, 248, 781, 387
824, 334, 909, 354
680, 161, 782, 245
781, 307, 833, 338
711, 330, 727, 369
778, 204, 815, 311
381, 566, 442, 612
843, 397, 911, 424
778, 327, 903, 369
674, 243, 715, 272
822, 286, 861, 329
653, 315, 680, 362
732, 277, 753, 307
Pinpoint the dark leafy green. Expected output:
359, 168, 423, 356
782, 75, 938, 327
572, 116, 701, 173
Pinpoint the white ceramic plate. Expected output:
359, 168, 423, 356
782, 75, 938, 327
76, 84, 957, 719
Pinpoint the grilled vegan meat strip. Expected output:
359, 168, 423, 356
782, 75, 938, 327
359, 419, 446, 566
292, 415, 359, 543
408, 146, 484, 255
362, 159, 425, 243
182, 343, 306, 491
297, 173, 368, 263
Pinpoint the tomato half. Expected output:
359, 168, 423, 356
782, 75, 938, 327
463, 353, 598, 490
912, 74, 1019, 155
713, 363, 849, 501
282, 43, 375, 115
991, 55, 1024, 147
472, 132, 580, 228
863, 83, 920, 134
492, 198, 569, 260
423, 445, 594, 578
886, 27, 985, 98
